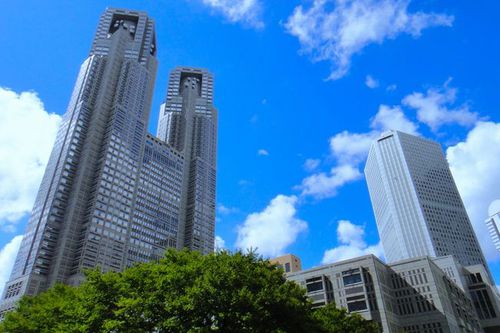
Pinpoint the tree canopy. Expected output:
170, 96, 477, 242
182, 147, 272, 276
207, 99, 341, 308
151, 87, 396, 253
0, 249, 379, 333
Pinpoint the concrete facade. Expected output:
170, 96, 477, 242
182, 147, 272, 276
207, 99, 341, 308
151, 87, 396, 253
485, 212, 500, 252
270, 254, 302, 273
288, 255, 484, 333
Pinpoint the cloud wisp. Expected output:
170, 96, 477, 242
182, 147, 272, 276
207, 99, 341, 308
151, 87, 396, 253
403, 81, 479, 131
285, 0, 453, 79
365, 75, 379, 89
201, 0, 264, 29
257, 149, 269, 156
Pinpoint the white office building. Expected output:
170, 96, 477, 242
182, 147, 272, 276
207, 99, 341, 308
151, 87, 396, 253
485, 200, 500, 251
364, 131, 489, 278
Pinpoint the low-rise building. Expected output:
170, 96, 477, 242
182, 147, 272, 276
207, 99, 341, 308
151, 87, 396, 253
270, 254, 302, 273
287, 254, 500, 332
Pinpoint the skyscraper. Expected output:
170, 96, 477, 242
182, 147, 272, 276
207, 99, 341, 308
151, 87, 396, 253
364, 131, 489, 276
485, 203, 500, 252
1, 8, 217, 316
157, 68, 217, 255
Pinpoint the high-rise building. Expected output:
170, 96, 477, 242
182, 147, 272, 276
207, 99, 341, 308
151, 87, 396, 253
157, 67, 217, 255
485, 202, 500, 252
0, 8, 217, 316
364, 131, 489, 277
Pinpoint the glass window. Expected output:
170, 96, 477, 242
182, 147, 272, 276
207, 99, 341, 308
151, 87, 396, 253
343, 273, 362, 286
347, 300, 367, 312
306, 281, 324, 293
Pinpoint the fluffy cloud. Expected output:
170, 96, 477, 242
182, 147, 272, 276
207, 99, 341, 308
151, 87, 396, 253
201, 0, 264, 29
285, 0, 453, 79
257, 149, 269, 156
235, 195, 307, 257
299, 165, 362, 199
304, 158, 321, 172
370, 105, 419, 135
214, 235, 226, 251
0, 235, 23, 296
365, 75, 379, 89
0, 88, 61, 230
447, 122, 500, 261
322, 220, 384, 264
300, 105, 417, 198
403, 83, 479, 131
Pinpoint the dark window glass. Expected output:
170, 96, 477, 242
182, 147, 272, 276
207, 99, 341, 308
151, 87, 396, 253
343, 273, 362, 286
347, 300, 367, 312
285, 263, 291, 272
307, 281, 323, 293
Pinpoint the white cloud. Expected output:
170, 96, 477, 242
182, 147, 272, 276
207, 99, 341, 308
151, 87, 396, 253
304, 158, 321, 172
201, 0, 264, 29
322, 220, 384, 264
299, 165, 362, 199
299, 105, 417, 198
329, 131, 378, 166
447, 121, 500, 261
365, 75, 379, 89
0, 235, 23, 296
403, 83, 479, 131
285, 0, 453, 79
330, 105, 417, 165
257, 149, 269, 156
214, 235, 226, 251
0, 88, 61, 230
370, 105, 419, 135
217, 204, 238, 215
235, 195, 307, 257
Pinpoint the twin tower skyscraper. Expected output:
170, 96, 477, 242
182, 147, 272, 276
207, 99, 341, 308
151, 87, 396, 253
1, 8, 217, 315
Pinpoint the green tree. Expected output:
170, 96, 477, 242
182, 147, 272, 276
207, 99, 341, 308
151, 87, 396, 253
0, 250, 379, 333
312, 303, 380, 333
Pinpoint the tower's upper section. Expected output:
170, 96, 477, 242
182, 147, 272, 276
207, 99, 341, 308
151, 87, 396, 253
91, 8, 157, 66
165, 67, 214, 104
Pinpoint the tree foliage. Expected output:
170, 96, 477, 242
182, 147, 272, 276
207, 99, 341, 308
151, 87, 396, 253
0, 249, 379, 333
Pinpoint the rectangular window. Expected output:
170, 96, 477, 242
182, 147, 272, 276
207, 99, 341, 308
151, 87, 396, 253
343, 273, 362, 286
285, 263, 291, 273
306, 281, 324, 293
347, 300, 367, 312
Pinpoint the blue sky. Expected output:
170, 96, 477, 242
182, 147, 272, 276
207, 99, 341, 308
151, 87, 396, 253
1, 0, 500, 291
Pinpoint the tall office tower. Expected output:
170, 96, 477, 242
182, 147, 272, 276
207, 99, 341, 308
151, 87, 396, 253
485, 202, 500, 251
157, 68, 217, 255
364, 131, 490, 277
0, 8, 208, 316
